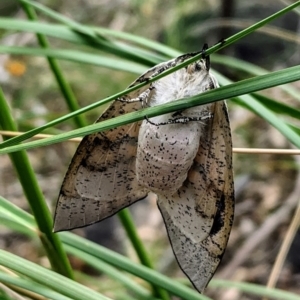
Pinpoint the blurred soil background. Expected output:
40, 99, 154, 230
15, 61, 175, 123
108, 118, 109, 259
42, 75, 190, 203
0, 0, 300, 299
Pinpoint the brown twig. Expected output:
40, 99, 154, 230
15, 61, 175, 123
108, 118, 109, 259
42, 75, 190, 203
1, 130, 300, 155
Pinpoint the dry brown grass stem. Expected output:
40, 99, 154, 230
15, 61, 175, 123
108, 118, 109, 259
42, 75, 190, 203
1, 130, 300, 155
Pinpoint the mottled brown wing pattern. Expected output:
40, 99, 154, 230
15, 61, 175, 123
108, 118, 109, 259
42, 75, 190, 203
54, 52, 201, 232
157, 101, 234, 292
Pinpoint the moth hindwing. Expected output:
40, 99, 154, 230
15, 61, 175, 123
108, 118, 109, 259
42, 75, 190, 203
54, 50, 234, 294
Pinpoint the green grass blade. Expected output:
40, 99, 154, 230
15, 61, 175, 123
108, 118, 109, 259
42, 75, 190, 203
0, 73, 149, 149
0, 250, 111, 300
1, 196, 210, 300
0, 18, 164, 64
0, 272, 73, 300
0, 65, 299, 154
288, 123, 300, 135
0, 45, 147, 74
4, 195, 299, 300
0, 88, 73, 279
17, 0, 158, 66
0, 197, 159, 300
117, 210, 170, 300
0, 17, 298, 103
0, 195, 36, 237
232, 95, 299, 146
118, 210, 155, 270
204, 1, 300, 55
17, 0, 300, 62
1, 1, 299, 67
93, 26, 180, 58
20, 2, 87, 129
248, 93, 300, 120
64, 245, 160, 300
212, 54, 300, 102
0, 46, 298, 106
0, 217, 35, 238
0, 18, 90, 44
214, 69, 300, 148
0, 195, 35, 227
17, 7, 165, 297
60, 233, 212, 300
210, 280, 300, 300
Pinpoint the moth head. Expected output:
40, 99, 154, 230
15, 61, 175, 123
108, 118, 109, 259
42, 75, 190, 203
184, 55, 218, 92
187, 57, 210, 75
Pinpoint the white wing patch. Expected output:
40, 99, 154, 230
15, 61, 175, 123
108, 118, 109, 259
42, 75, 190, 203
54, 50, 234, 294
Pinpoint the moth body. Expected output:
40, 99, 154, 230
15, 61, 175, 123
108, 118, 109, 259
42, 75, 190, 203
146, 60, 217, 124
136, 63, 215, 195
136, 121, 201, 195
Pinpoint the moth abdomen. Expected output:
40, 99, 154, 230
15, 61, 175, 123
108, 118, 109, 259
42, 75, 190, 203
136, 120, 202, 195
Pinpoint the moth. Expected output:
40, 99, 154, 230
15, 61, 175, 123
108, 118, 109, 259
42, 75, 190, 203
54, 48, 234, 293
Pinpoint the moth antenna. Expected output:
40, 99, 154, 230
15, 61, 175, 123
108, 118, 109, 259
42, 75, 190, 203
201, 43, 210, 71
216, 38, 227, 47
202, 43, 209, 53
205, 55, 210, 71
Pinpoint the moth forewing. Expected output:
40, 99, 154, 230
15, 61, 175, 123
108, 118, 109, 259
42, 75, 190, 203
54, 87, 150, 232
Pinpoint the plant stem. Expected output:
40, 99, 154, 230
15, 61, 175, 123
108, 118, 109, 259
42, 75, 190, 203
21, 1, 87, 128
118, 209, 170, 300
0, 87, 73, 279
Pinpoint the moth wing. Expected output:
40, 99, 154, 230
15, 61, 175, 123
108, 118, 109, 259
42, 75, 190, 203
54, 100, 145, 232
157, 101, 234, 292
54, 82, 155, 232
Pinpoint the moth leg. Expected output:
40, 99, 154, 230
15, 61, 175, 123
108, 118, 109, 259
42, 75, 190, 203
118, 84, 155, 108
147, 112, 213, 126
118, 84, 157, 123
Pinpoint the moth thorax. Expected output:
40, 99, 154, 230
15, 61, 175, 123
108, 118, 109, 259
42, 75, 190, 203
136, 120, 202, 195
